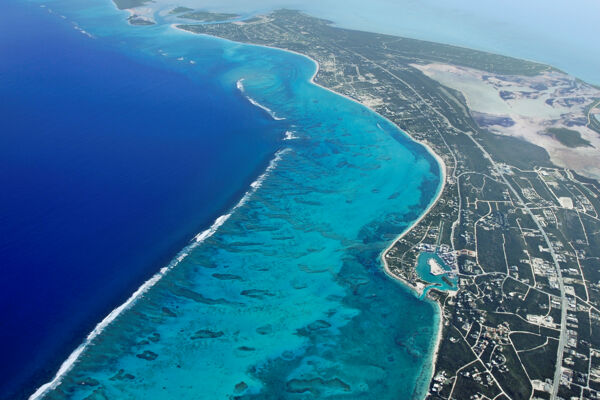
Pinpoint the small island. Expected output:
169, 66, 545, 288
127, 15, 155, 26
169, 6, 193, 14
112, 0, 149, 10
179, 11, 240, 23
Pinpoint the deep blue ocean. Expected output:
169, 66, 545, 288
0, 1, 282, 397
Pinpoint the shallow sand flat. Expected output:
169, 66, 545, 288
415, 62, 600, 179
499, 114, 600, 178
414, 63, 583, 119
415, 63, 512, 115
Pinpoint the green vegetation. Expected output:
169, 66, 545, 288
493, 345, 532, 400
477, 131, 553, 169
169, 7, 194, 14
476, 227, 507, 274
519, 339, 559, 380
127, 15, 155, 26
584, 99, 600, 135
112, 0, 148, 10
510, 332, 546, 351
331, 21, 551, 75
179, 11, 240, 22
522, 289, 549, 316
436, 326, 475, 374
544, 127, 592, 148
385, 39, 552, 76
486, 313, 540, 334
452, 361, 501, 399
503, 277, 529, 296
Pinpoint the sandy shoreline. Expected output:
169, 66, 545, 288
173, 25, 448, 397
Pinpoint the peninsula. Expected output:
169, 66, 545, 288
177, 10, 600, 400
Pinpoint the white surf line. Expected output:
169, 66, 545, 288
236, 78, 285, 121
29, 148, 290, 400
171, 25, 444, 178
283, 130, 298, 140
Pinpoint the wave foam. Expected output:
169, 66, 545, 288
283, 130, 298, 140
29, 148, 290, 399
28, 266, 167, 399
236, 79, 285, 121
73, 25, 94, 38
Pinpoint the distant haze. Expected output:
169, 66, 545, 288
169, 0, 600, 84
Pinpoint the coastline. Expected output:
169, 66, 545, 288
32, 19, 448, 400
26, 4, 600, 399
174, 23, 448, 399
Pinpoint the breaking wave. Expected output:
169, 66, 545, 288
236, 79, 285, 121
29, 148, 291, 399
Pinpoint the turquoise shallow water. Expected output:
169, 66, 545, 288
31, 1, 442, 398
